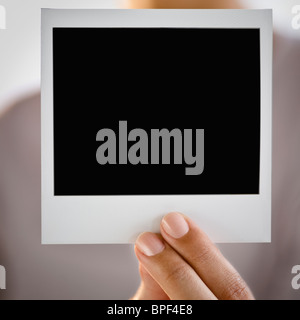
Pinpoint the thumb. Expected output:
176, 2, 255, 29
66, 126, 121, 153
131, 263, 169, 300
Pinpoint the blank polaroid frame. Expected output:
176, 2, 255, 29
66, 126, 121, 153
41, 9, 272, 244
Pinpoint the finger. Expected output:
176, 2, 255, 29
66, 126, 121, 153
131, 264, 170, 300
160, 212, 254, 300
135, 232, 217, 300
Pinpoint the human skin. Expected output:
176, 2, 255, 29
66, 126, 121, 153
131, 212, 254, 300
126, 0, 242, 9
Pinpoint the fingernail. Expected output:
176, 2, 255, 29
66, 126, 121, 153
136, 232, 165, 256
162, 212, 189, 239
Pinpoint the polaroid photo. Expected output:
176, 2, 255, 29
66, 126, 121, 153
41, 9, 272, 243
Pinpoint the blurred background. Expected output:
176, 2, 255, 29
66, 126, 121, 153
0, 0, 300, 300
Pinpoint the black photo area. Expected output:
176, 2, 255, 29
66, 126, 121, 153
53, 28, 260, 195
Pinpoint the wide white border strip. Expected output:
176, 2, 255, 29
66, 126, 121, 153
41, 9, 272, 244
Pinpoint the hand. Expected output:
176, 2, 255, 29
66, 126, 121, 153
132, 212, 254, 300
